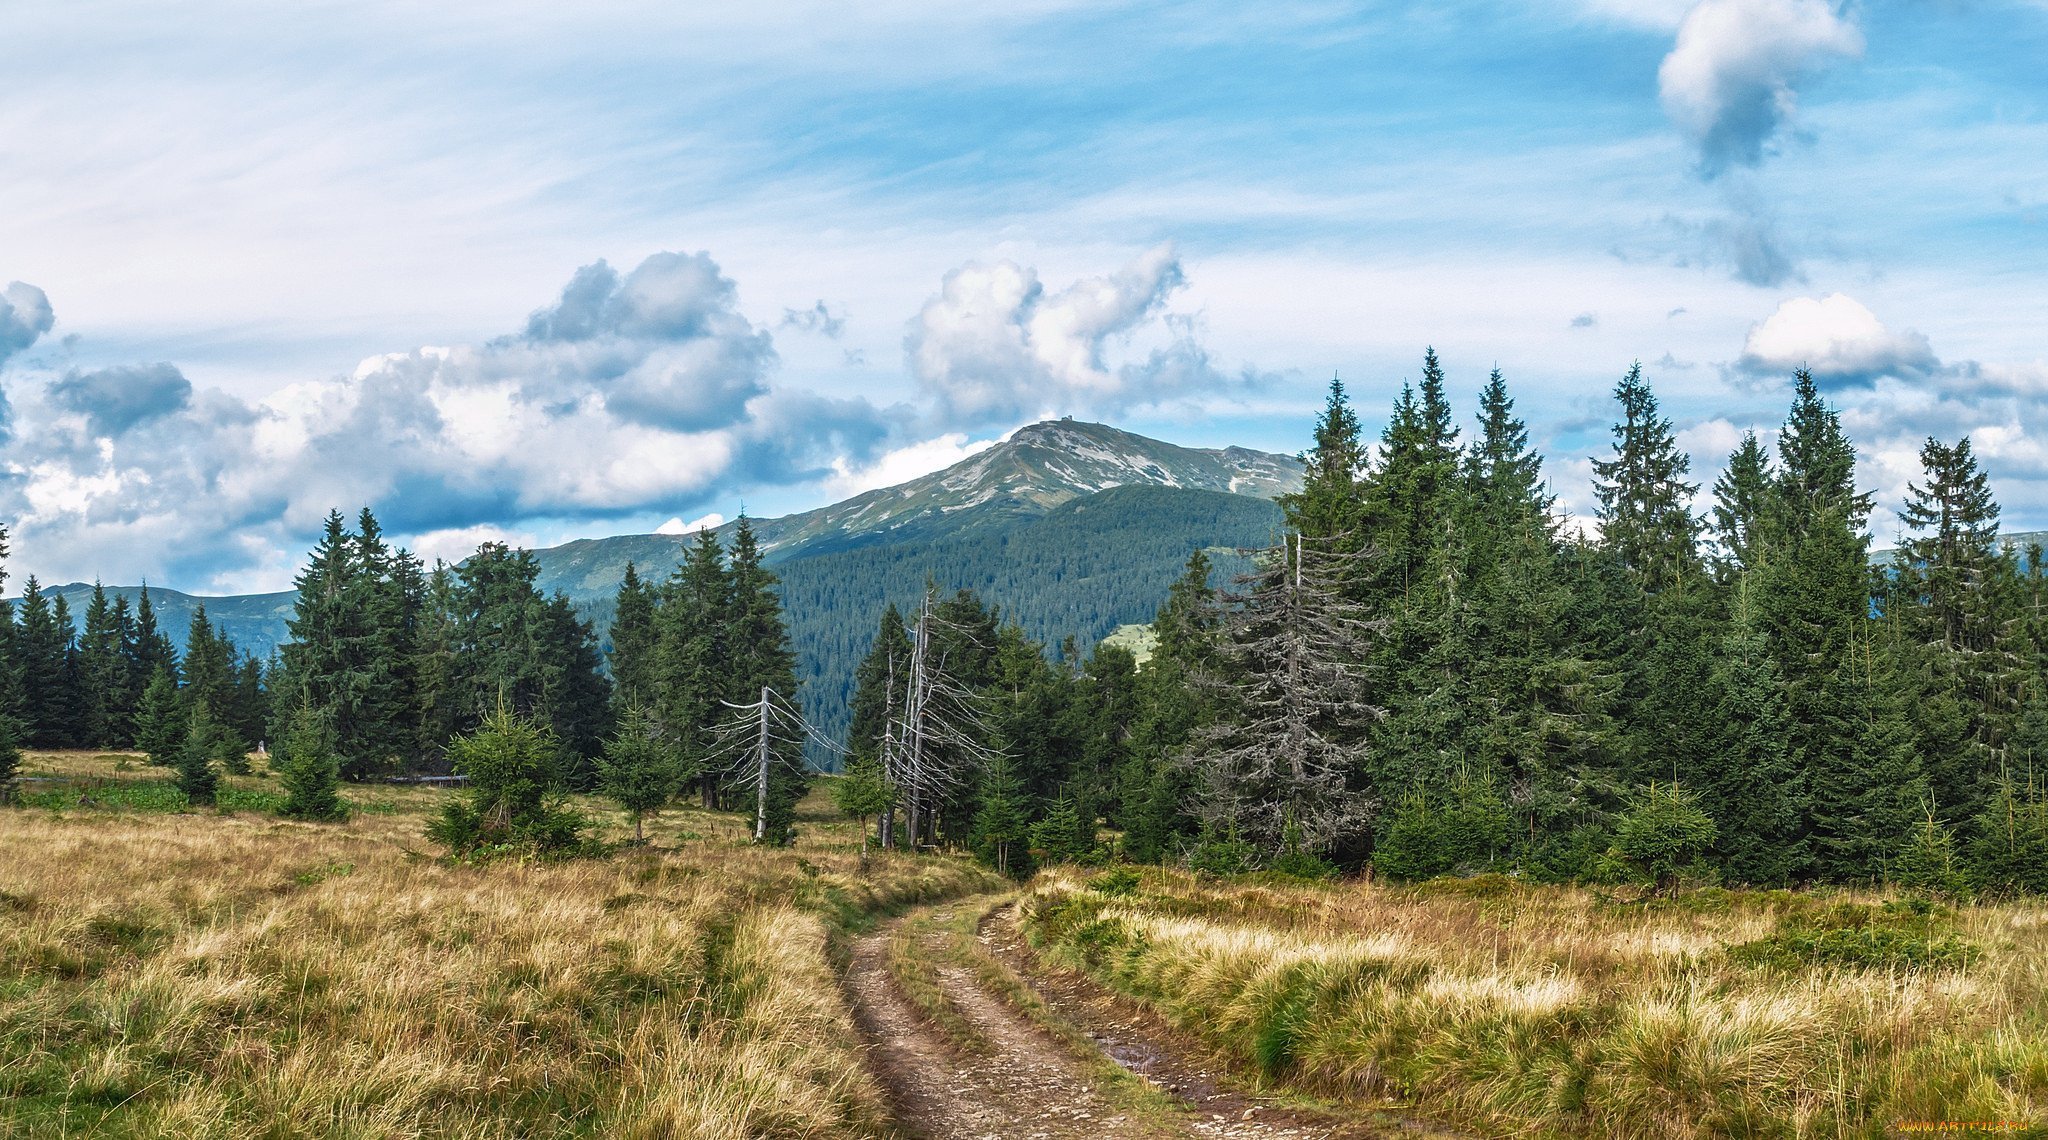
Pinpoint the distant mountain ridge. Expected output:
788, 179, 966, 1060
27, 419, 1303, 665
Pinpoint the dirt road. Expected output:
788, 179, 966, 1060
845, 900, 1422, 1140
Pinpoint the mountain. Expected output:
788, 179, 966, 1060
528, 418, 1300, 598
23, 420, 1303, 758
33, 583, 298, 660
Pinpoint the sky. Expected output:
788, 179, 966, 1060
1, 0, 2044, 594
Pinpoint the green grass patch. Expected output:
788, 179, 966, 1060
1728, 899, 1980, 971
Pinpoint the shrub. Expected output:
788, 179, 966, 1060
1893, 814, 1969, 900
1372, 778, 1510, 882
1602, 781, 1718, 894
1186, 827, 1257, 876
427, 707, 589, 859
276, 701, 347, 822
1091, 867, 1142, 897
1729, 900, 1979, 971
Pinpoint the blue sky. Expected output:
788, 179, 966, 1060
1, 0, 2044, 592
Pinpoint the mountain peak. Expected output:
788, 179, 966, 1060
731, 419, 1303, 560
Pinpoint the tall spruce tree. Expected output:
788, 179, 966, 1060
79, 583, 131, 747
655, 529, 731, 808
1700, 576, 1802, 884
1120, 551, 1218, 862
1280, 376, 1368, 548
1591, 363, 1700, 596
1710, 432, 1774, 582
722, 518, 807, 839
15, 578, 76, 747
1755, 371, 1880, 878
1893, 436, 2021, 821
607, 562, 660, 708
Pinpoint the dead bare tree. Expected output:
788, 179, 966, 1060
890, 585, 1004, 849
706, 685, 839, 842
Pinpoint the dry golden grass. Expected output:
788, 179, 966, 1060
1, 752, 997, 1138
1024, 869, 2048, 1139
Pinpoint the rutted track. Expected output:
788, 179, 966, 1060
845, 900, 1422, 1140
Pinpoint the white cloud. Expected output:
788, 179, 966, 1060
1658, 0, 1863, 176
1737, 293, 1937, 383
825, 432, 996, 498
656, 511, 726, 535
407, 523, 541, 567
908, 244, 1241, 427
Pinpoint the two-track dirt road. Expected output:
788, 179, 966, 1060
845, 900, 1452, 1140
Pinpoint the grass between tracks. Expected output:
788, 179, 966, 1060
1022, 867, 2048, 1139
0, 750, 998, 1139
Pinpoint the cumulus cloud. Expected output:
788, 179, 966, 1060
48, 363, 194, 437
908, 244, 1245, 427
1737, 294, 1938, 384
1658, 0, 1863, 177
0, 251, 902, 591
0, 281, 55, 367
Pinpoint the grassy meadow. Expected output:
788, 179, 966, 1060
0, 750, 997, 1139
1023, 868, 2048, 1139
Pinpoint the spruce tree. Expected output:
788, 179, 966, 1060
1967, 773, 2048, 896
182, 608, 247, 768
1806, 626, 1925, 881
1121, 551, 1217, 862
1356, 349, 1463, 607
1710, 432, 1774, 582
1701, 577, 1802, 885
15, 578, 77, 747
1894, 435, 2020, 821
1894, 812, 1970, 900
351, 510, 427, 775
79, 583, 131, 748
1181, 533, 1378, 858
598, 703, 683, 841
1279, 376, 1368, 549
129, 586, 178, 696
655, 529, 731, 808
970, 751, 1032, 877
722, 519, 807, 840
1755, 371, 1881, 878
1591, 363, 1700, 596
607, 562, 660, 708
1605, 781, 1717, 894
429, 706, 583, 855
277, 698, 347, 822
175, 701, 225, 806
135, 667, 186, 766
0, 715, 18, 805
